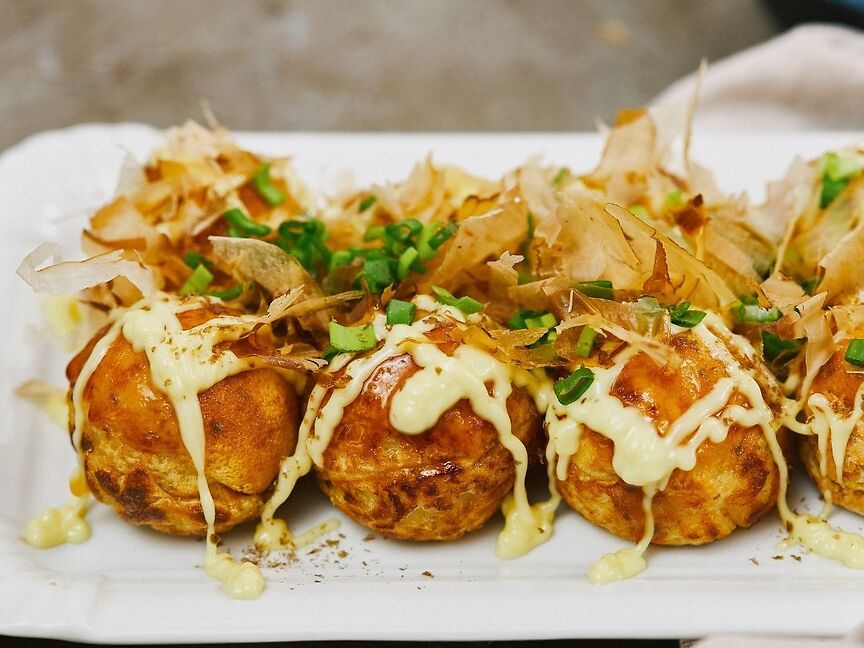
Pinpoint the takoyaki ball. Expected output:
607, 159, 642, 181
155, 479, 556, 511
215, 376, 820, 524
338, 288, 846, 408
66, 302, 300, 537
800, 342, 864, 515
557, 329, 788, 545
315, 326, 544, 541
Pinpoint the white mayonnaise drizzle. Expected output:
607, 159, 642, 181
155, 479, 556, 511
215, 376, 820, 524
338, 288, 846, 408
784, 361, 864, 569
546, 315, 778, 583
807, 385, 864, 484
24, 468, 91, 548
27, 293, 268, 599
25, 323, 120, 550
709, 319, 864, 571
257, 297, 557, 559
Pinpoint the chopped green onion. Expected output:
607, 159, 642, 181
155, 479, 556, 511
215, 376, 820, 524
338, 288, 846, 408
183, 251, 211, 270
761, 331, 802, 364
671, 309, 706, 328
574, 326, 596, 358
179, 264, 213, 296
628, 204, 649, 220
845, 339, 864, 367
417, 220, 458, 260
416, 221, 443, 260
253, 163, 286, 207
329, 249, 353, 271
731, 299, 782, 324
428, 221, 458, 250
387, 219, 423, 241
223, 208, 272, 237
667, 301, 707, 328
819, 152, 861, 209
431, 285, 484, 314
208, 284, 244, 301
821, 177, 847, 209
363, 225, 386, 242
322, 344, 341, 362
386, 299, 416, 326
524, 313, 557, 329
276, 217, 331, 273
397, 246, 419, 280
358, 195, 377, 212
554, 367, 594, 405
575, 280, 614, 301
822, 152, 861, 181
551, 167, 569, 187
359, 257, 394, 293
507, 309, 537, 329
800, 277, 820, 295
666, 190, 684, 206
328, 322, 377, 352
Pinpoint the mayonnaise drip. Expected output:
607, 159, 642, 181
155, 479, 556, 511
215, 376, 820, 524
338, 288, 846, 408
546, 315, 778, 583
24, 468, 91, 548
25, 321, 120, 550
777, 362, 864, 569
588, 488, 655, 584
807, 385, 864, 484
258, 298, 558, 559
28, 293, 268, 599
121, 296, 265, 599
701, 317, 864, 571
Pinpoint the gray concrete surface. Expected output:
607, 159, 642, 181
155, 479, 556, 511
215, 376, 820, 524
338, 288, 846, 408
0, 0, 780, 150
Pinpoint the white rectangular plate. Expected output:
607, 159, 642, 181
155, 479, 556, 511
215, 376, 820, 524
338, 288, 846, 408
2, 126, 863, 643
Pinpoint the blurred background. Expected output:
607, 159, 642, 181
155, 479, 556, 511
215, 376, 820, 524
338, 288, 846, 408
1, 0, 861, 151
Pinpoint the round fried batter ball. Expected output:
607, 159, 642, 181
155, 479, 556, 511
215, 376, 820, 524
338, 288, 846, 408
315, 327, 544, 541
557, 330, 788, 545
66, 302, 300, 537
800, 341, 864, 514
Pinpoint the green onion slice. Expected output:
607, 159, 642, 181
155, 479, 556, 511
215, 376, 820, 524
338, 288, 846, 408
554, 367, 594, 405
575, 280, 614, 301
819, 152, 862, 209
428, 221, 457, 249
731, 299, 782, 324
358, 195, 377, 212
507, 309, 535, 329
360, 257, 394, 293
183, 251, 211, 270
845, 339, 864, 367
628, 204, 649, 220
329, 249, 353, 271
574, 326, 596, 358
551, 167, 569, 187
523, 312, 557, 329
179, 264, 214, 296
397, 246, 419, 280
328, 322, 377, 353
208, 284, 244, 301
322, 344, 341, 362
253, 163, 286, 207
386, 299, 416, 326
223, 208, 272, 237
667, 301, 707, 328
761, 331, 802, 364
417, 220, 457, 260
431, 285, 483, 314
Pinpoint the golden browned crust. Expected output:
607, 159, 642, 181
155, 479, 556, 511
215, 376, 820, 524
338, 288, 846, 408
556, 331, 786, 545
67, 304, 300, 537
800, 343, 864, 515
314, 328, 543, 541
